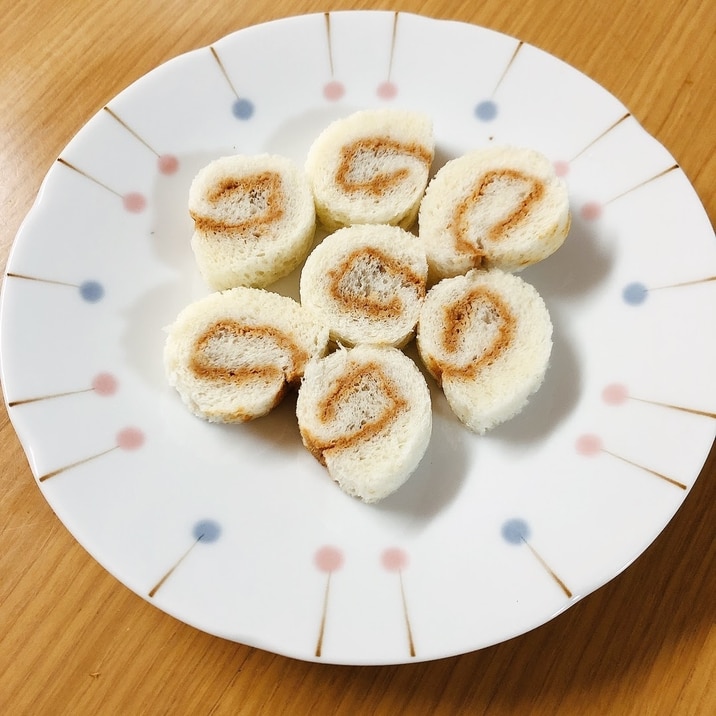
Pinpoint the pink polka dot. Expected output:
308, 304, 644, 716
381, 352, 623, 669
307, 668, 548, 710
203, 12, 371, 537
314, 545, 344, 572
158, 154, 179, 175
92, 372, 118, 396
576, 433, 603, 456
580, 202, 602, 221
381, 547, 408, 572
377, 81, 398, 100
554, 160, 570, 177
323, 81, 345, 101
602, 383, 629, 405
122, 192, 146, 213
117, 427, 145, 450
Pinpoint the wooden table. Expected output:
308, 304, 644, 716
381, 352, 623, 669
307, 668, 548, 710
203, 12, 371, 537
1, 0, 714, 713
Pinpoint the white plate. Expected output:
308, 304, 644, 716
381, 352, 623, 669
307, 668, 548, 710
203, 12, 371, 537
2, 11, 715, 665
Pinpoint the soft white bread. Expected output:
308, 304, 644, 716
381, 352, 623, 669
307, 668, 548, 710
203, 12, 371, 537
299, 224, 428, 348
418, 146, 571, 281
189, 154, 316, 290
416, 269, 552, 434
164, 287, 329, 423
305, 109, 434, 231
296, 344, 432, 503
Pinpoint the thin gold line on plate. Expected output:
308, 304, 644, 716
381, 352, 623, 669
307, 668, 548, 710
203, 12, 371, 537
210, 45, 239, 99
56, 157, 121, 197
314, 571, 332, 658
104, 106, 159, 156
385, 11, 400, 83
569, 112, 631, 163
324, 13, 336, 77
523, 540, 573, 598
39, 445, 118, 482
604, 164, 679, 206
5, 272, 78, 288
492, 40, 524, 96
629, 396, 716, 420
602, 449, 688, 490
9, 387, 93, 407
398, 570, 416, 658
148, 539, 201, 598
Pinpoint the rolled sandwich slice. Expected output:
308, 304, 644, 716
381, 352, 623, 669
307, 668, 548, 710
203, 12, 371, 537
296, 344, 432, 503
416, 269, 552, 434
299, 224, 428, 348
418, 146, 571, 281
305, 109, 434, 231
164, 287, 330, 423
189, 154, 316, 290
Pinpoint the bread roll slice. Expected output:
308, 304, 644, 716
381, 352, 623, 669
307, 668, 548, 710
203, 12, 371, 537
189, 154, 316, 290
418, 146, 570, 281
164, 287, 329, 423
299, 224, 427, 348
305, 109, 434, 231
296, 344, 432, 503
416, 269, 552, 434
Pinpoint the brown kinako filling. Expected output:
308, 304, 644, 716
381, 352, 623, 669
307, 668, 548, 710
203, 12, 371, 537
190, 171, 285, 235
427, 286, 516, 383
301, 361, 408, 465
335, 137, 432, 196
450, 169, 545, 266
189, 319, 308, 386
327, 247, 425, 318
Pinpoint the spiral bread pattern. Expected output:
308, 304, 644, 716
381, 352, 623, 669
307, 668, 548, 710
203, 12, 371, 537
416, 269, 553, 434
164, 287, 329, 423
296, 344, 432, 503
299, 224, 427, 348
418, 146, 570, 281
305, 109, 434, 231
189, 154, 316, 290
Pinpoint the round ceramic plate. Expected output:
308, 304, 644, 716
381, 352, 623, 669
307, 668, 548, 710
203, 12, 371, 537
2, 11, 715, 665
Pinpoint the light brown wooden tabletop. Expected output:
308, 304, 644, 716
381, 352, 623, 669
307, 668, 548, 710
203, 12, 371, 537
1, 0, 714, 713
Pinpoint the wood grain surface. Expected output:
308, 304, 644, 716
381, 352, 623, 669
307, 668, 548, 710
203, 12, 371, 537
1, 0, 714, 713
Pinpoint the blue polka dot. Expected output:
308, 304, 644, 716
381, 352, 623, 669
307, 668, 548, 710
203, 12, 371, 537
193, 519, 221, 543
502, 518, 530, 545
475, 100, 498, 121
232, 98, 254, 120
79, 281, 104, 303
623, 282, 648, 305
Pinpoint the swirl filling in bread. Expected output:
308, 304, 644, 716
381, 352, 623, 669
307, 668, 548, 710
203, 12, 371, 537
301, 360, 408, 465
336, 137, 432, 197
296, 344, 432, 503
190, 171, 285, 238
305, 109, 435, 230
419, 146, 571, 279
190, 319, 308, 387
299, 224, 428, 347
327, 247, 425, 318
432, 287, 516, 383
451, 169, 545, 266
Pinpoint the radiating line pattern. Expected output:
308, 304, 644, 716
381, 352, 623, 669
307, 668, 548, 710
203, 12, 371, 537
210, 45, 254, 119
376, 12, 400, 99
38, 426, 144, 482
103, 106, 179, 174
148, 519, 222, 598
501, 519, 572, 598
381, 547, 416, 657
579, 164, 679, 221
8, 372, 117, 408
474, 40, 524, 121
576, 433, 688, 490
5, 272, 105, 302
313, 545, 344, 657
56, 157, 146, 212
